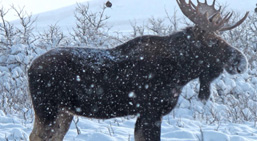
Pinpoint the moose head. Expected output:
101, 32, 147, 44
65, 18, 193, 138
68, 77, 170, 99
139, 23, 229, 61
176, 0, 248, 100
28, 0, 248, 141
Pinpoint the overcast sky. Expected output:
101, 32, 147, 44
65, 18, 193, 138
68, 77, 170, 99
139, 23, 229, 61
0, 0, 255, 21
0, 0, 89, 20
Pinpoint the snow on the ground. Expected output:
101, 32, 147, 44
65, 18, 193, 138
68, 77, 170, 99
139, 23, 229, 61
1, 0, 257, 140
1, 108, 257, 141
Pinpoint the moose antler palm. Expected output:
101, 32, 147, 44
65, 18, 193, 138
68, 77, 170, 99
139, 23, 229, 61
177, 0, 249, 32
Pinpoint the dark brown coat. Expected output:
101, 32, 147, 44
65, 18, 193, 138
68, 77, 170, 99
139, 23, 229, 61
28, 27, 247, 141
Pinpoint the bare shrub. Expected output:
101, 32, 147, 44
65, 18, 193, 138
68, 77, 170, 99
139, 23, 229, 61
0, 6, 36, 120
37, 23, 66, 50
70, 3, 115, 48
11, 5, 37, 46
0, 7, 18, 49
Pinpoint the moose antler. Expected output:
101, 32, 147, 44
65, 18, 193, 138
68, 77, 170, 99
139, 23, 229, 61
176, 0, 249, 32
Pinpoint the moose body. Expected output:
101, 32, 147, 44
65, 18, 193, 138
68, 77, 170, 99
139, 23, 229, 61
28, 0, 249, 141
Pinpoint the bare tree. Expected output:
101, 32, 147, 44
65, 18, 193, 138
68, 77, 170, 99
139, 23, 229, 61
38, 23, 66, 50
130, 20, 145, 37
0, 7, 18, 49
70, 3, 111, 47
11, 5, 37, 46
0, 5, 37, 118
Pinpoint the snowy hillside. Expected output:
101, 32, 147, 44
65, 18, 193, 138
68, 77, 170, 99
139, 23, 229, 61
30, 0, 254, 33
1, 0, 257, 141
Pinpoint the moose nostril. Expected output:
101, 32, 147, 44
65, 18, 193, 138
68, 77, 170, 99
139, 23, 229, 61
237, 66, 245, 73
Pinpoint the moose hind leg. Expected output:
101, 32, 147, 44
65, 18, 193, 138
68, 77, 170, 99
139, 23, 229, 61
50, 109, 73, 141
134, 114, 162, 141
30, 108, 73, 141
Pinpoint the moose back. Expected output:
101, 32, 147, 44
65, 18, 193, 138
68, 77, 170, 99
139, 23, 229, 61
28, 0, 248, 141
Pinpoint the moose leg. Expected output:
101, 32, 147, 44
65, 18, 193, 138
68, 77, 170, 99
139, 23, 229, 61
29, 114, 44, 141
134, 114, 162, 141
198, 80, 211, 101
49, 109, 73, 141
198, 70, 222, 101
30, 108, 73, 141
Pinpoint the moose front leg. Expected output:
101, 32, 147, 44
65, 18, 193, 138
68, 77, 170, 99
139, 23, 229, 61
198, 69, 222, 102
198, 79, 211, 102
134, 114, 162, 141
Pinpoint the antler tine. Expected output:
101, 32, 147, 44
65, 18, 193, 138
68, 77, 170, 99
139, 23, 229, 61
181, 0, 185, 4
176, 0, 180, 5
176, 0, 186, 7
190, 0, 197, 9
215, 12, 231, 27
218, 6, 221, 12
209, 12, 220, 23
222, 12, 231, 21
224, 12, 233, 22
220, 12, 249, 31
212, 0, 216, 7
176, 0, 249, 32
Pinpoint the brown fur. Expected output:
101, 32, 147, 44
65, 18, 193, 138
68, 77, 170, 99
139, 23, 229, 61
28, 27, 247, 141
30, 108, 73, 141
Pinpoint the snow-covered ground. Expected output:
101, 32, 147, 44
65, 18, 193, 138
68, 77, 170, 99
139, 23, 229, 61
1, 0, 257, 140
1, 109, 257, 141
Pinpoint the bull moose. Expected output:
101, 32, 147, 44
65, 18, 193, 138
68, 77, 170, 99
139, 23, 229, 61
28, 0, 249, 140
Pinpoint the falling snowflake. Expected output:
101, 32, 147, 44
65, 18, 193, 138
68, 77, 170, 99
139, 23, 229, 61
76, 107, 82, 112
76, 75, 81, 81
128, 91, 136, 98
